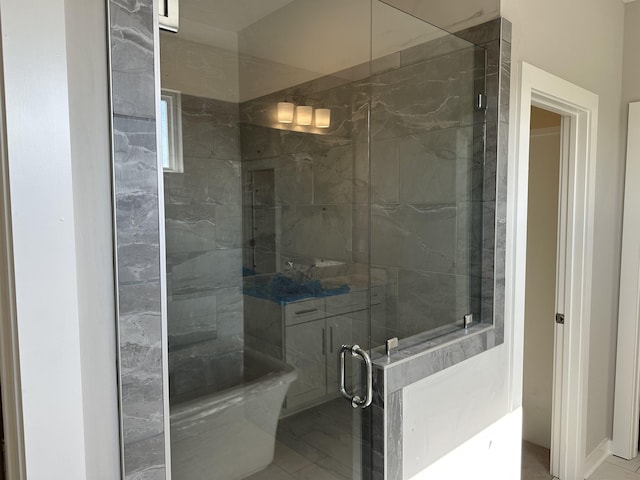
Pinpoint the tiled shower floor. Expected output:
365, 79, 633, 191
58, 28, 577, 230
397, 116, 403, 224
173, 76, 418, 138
245, 398, 353, 480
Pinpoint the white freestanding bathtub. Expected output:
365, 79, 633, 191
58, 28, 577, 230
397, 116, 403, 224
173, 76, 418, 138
169, 349, 297, 480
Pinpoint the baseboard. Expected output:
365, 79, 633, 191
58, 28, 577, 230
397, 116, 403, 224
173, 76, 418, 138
584, 438, 611, 479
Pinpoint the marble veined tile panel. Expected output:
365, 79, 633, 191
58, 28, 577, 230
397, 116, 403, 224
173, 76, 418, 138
371, 203, 457, 274
110, 0, 155, 118
171, 248, 243, 297
167, 294, 217, 349
312, 145, 356, 206
280, 205, 353, 262
164, 203, 216, 255
164, 157, 241, 206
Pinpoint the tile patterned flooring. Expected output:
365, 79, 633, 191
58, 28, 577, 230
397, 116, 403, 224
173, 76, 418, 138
588, 455, 640, 480
245, 398, 353, 480
522, 440, 640, 480
522, 441, 553, 480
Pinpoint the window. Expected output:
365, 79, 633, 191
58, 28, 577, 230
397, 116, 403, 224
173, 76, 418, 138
160, 89, 183, 173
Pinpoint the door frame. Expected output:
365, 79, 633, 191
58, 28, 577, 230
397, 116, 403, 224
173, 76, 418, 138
612, 102, 640, 460
509, 62, 598, 479
0, 26, 26, 479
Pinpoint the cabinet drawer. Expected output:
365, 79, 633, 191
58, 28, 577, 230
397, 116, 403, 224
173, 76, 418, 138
325, 290, 367, 316
284, 299, 325, 326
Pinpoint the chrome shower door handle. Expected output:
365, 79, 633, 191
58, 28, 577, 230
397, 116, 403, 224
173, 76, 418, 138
339, 344, 373, 409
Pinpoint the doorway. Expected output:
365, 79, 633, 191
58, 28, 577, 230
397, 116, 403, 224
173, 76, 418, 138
521, 107, 562, 480
511, 62, 599, 480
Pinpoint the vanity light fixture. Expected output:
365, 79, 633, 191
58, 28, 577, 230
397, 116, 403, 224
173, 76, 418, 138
315, 108, 331, 128
277, 101, 295, 123
296, 105, 313, 126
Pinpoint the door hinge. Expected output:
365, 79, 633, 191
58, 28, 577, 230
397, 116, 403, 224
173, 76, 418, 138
555, 313, 565, 325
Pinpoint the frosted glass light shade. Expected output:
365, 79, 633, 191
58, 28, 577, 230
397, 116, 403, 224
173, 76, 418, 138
296, 105, 313, 126
277, 102, 294, 123
315, 108, 331, 128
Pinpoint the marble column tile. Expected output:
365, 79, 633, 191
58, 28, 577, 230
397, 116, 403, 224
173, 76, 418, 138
118, 280, 164, 456
387, 390, 403, 480
455, 18, 502, 46
371, 203, 457, 274
109, 0, 155, 118
499, 41, 512, 124
113, 115, 158, 196
483, 120, 498, 202
115, 191, 161, 284
370, 404, 385, 480
456, 202, 484, 276
481, 276, 495, 325
123, 433, 166, 480
501, 18, 513, 44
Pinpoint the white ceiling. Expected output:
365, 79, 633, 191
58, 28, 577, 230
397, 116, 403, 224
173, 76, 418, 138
180, 0, 297, 32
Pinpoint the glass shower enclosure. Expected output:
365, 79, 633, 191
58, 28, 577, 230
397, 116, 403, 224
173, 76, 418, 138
159, 1, 486, 478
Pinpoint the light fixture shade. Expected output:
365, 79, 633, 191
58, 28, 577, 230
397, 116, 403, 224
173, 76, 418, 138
296, 105, 313, 126
315, 108, 331, 128
277, 102, 294, 123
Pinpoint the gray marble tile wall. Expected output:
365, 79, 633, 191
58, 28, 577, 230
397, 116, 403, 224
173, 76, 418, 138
377, 18, 511, 480
109, 0, 167, 477
239, 40, 486, 346
240, 84, 360, 274
163, 94, 245, 399
368, 44, 485, 341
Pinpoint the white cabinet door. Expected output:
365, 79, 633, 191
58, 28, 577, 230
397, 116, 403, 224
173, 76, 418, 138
285, 319, 326, 408
326, 315, 353, 395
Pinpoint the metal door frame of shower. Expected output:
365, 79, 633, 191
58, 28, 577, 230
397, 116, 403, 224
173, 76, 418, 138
509, 62, 599, 480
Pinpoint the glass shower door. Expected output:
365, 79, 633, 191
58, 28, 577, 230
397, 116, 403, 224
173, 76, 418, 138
160, 1, 486, 479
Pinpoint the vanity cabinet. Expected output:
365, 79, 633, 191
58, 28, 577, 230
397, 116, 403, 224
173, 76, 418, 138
244, 285, 386, 412
285, 318, 326, 408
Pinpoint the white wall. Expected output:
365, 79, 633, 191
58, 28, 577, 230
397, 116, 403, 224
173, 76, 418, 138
522, 122, 561, 450
501, 0, 626, 455
0, 0, 120, 477
403, 346, 512, 478
407, 408, 522, 480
